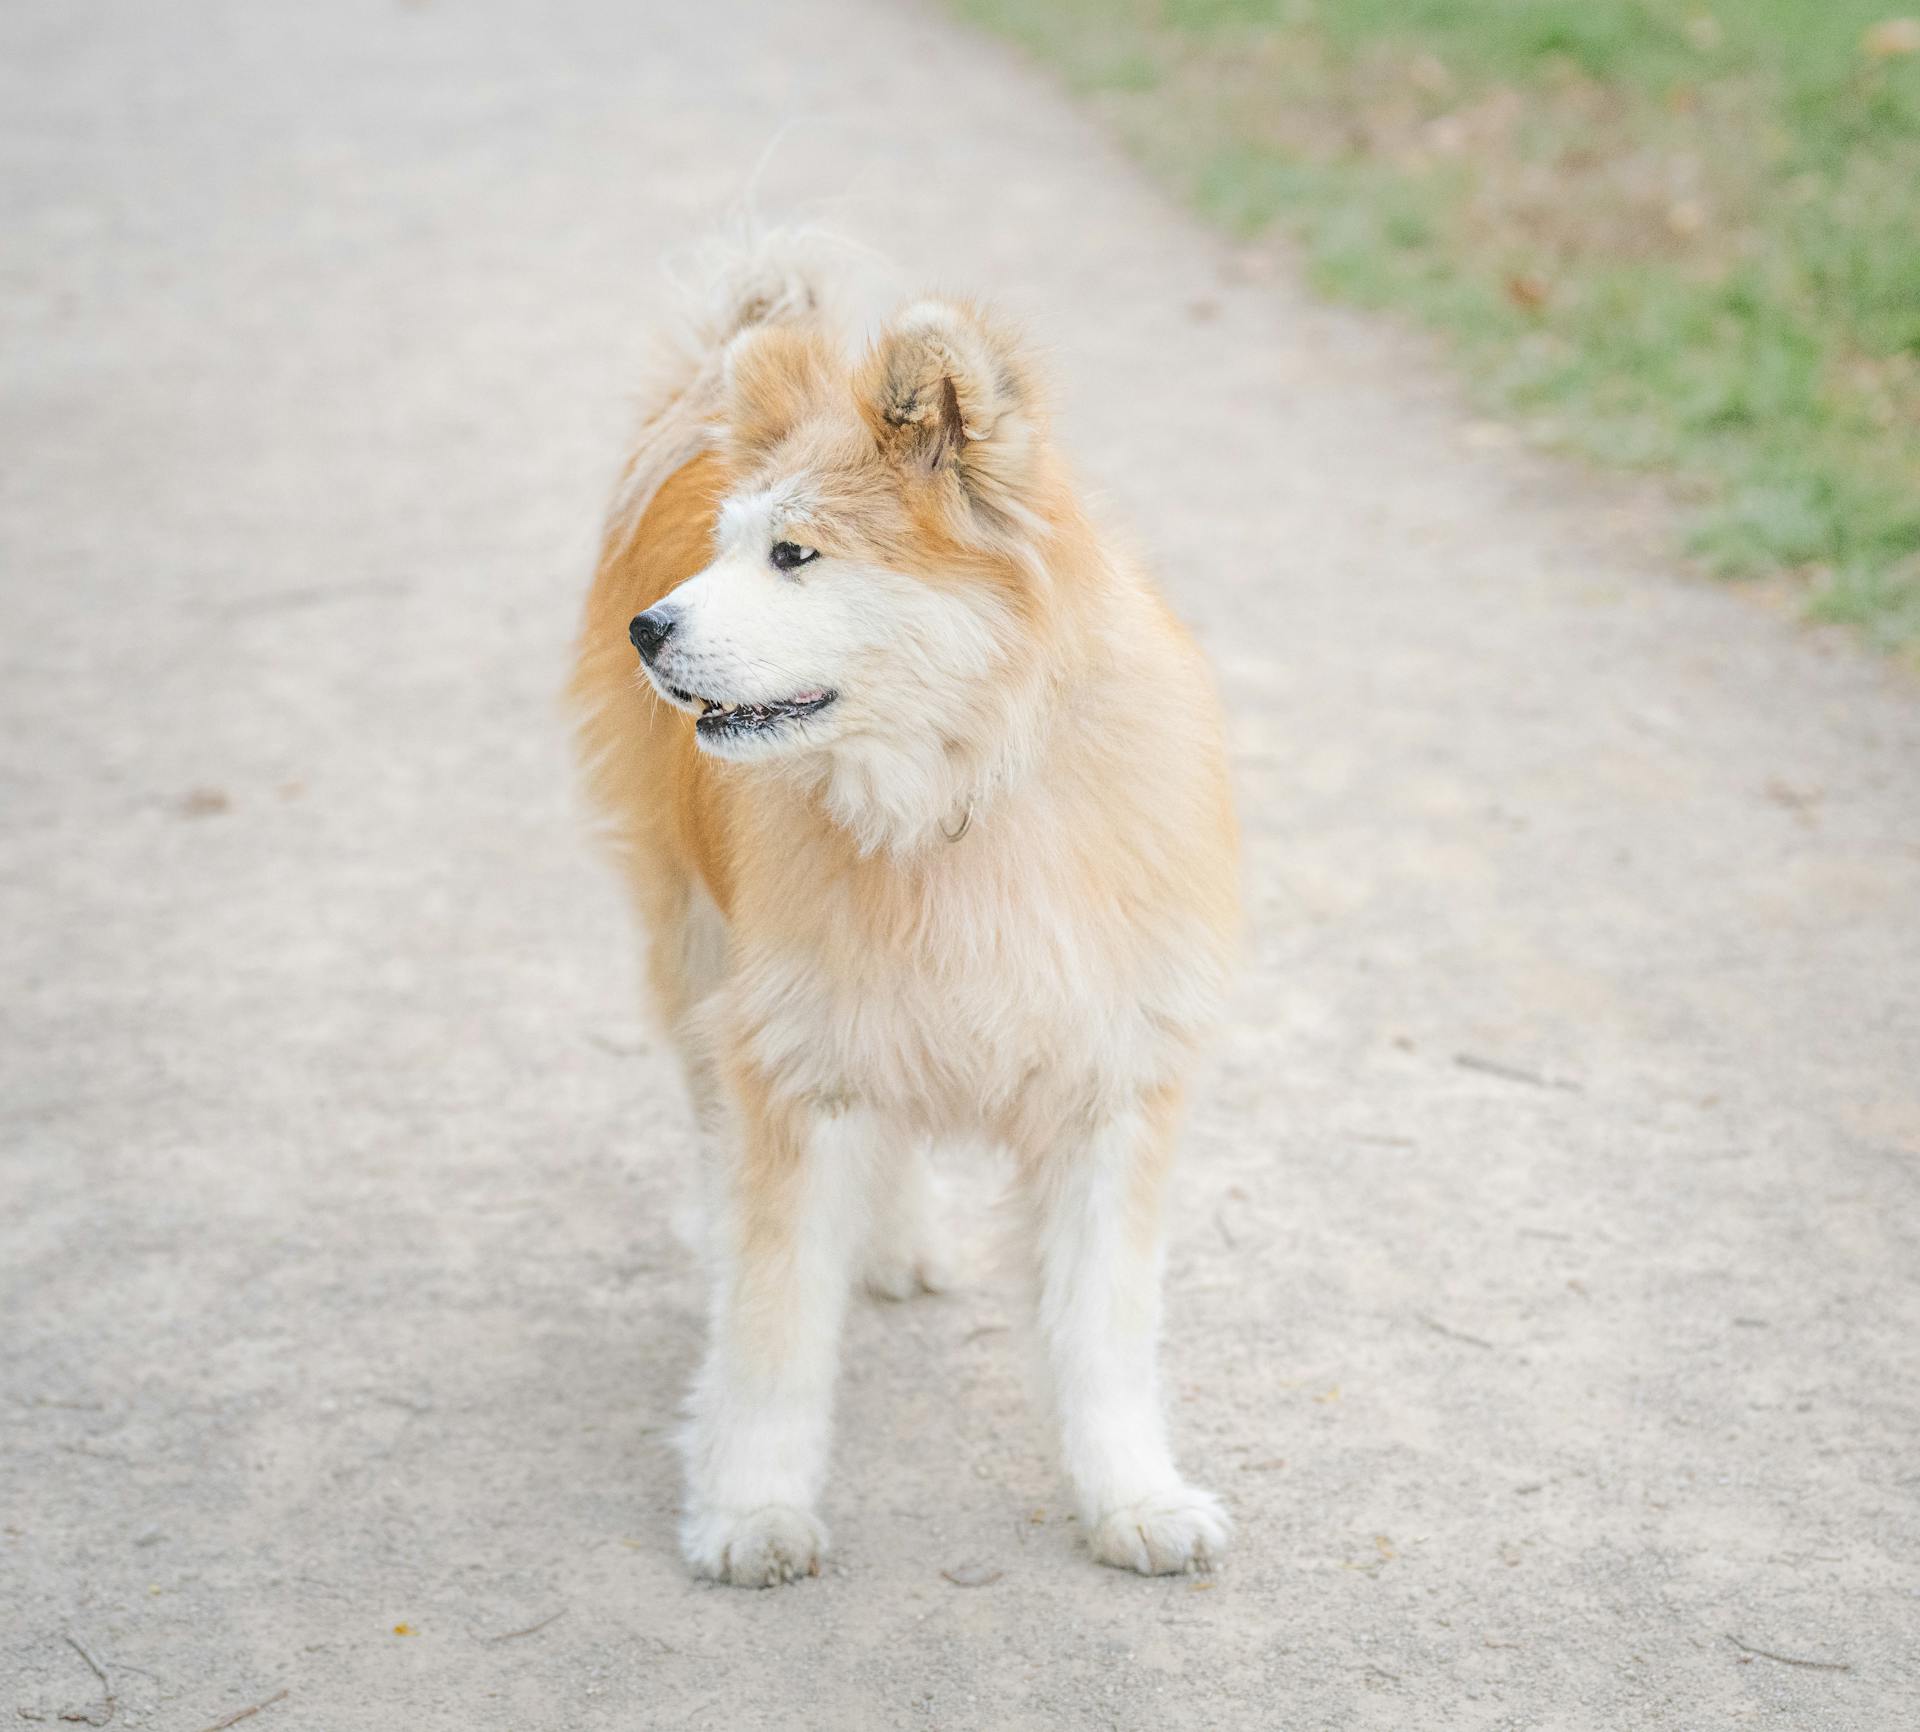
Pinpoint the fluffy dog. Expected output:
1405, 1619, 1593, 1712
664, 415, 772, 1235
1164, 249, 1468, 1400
571, 237, 1239, 1586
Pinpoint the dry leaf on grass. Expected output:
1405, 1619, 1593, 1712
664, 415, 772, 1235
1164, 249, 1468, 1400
1863, 19, 1920, 58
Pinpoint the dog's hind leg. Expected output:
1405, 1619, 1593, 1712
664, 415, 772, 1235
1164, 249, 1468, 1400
1017, 1086, 1230, 1576
678, 1080, 875, 1587
861, 1136, 955, 1301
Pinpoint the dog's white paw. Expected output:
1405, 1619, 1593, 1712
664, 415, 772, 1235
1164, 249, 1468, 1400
863, 1244, 954, 1301
682, 1504, 827, 1587
1088, 1485, 1231, 1576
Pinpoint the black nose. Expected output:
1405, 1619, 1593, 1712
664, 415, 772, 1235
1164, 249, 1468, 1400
629, 608, 675, 663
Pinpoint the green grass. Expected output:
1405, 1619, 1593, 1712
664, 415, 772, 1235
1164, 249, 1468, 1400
954, 0, 1920, 658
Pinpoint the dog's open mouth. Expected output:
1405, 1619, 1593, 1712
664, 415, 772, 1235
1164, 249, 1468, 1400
670, 685, 837, 740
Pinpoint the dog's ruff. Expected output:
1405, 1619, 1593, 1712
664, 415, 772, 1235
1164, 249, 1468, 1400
570, 231, 1241, 1586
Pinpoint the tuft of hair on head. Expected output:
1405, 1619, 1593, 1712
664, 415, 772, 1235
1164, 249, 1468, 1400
603, 226, 831, 541
665, 221, 834, 351
855, 299, 1050, 546
607, 223, 874, 545
718, 318, 835, 473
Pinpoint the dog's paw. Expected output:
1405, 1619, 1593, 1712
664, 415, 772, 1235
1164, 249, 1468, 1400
1088, 1485, 1231, 1576
862, 1243, 955, 1301
682, 1504, 827, 1587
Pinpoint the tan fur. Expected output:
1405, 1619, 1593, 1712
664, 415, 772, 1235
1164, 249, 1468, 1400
570, 260, 1240, 1582
574, 449, 738, 919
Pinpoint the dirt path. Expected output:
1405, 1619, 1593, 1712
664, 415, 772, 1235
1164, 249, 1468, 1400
4, 2, 1917, 1728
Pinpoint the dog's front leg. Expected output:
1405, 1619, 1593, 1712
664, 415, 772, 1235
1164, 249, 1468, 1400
1025, 1089, 1230, 1574
678, 1080, 871, 1586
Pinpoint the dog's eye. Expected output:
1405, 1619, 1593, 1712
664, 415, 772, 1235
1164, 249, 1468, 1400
770, 541, 819, 573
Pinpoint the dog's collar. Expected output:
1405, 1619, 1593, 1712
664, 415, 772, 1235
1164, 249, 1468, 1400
941, 797, 976, 845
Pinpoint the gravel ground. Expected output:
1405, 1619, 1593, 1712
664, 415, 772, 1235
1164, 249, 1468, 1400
3, 2, 1917, 1728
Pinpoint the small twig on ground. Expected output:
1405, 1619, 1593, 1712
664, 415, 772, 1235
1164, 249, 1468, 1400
961, 1324, 1008, 1344
57, 1442, 131, 1463
196, 1688, 289, 1731
1214, 1207, 1237, 1249
1417, 1313, 1494, 1350
367, 1390, 433, 1415
1454, 1053, 1582, 1092
1726, 1635, 1852, 1673
481, 1610, 565, 1643
59, 1635, 114, 1727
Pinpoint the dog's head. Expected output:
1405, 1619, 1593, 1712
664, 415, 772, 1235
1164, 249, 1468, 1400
629, 301, 1056, 772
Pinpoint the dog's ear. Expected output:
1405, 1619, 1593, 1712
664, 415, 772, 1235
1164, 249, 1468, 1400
718, 320, 832, 472
857, 300, 1043, 533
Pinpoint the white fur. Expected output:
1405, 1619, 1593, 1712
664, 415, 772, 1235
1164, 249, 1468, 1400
862, 1138, 953, 1300
679, 1101, 876, 1586
1026, 1109, 1227, 1567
